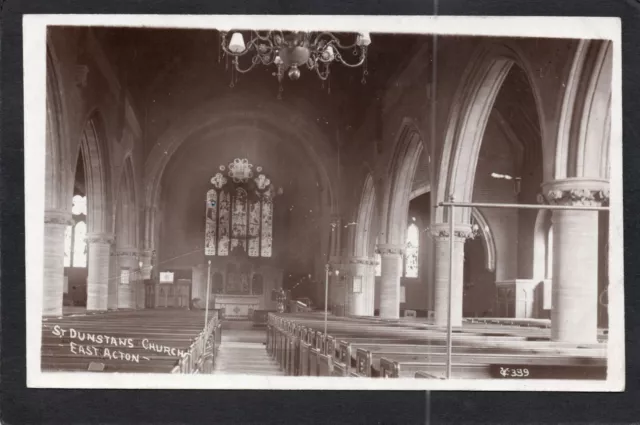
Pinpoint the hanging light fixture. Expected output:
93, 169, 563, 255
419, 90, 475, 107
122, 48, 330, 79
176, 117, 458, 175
219, 30, 371, 98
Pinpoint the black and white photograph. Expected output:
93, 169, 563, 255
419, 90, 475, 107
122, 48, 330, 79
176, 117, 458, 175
24, 15, 624, 390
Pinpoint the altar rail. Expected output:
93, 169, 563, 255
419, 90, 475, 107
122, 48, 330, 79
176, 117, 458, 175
265, 313, 607, 380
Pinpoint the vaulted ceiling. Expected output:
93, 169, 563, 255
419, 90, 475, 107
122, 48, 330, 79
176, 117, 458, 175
91, 27, 426, 154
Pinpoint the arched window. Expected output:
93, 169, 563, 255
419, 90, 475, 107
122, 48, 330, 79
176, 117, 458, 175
404, 223, 419, 278
64, 195, 87, 267
204, 158, 274, 258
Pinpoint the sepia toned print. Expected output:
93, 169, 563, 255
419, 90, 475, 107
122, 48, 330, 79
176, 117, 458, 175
25, 15, 623, 390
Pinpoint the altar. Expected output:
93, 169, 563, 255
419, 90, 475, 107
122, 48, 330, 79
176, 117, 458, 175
214, 294, 261, 319
190, 257, 283, 320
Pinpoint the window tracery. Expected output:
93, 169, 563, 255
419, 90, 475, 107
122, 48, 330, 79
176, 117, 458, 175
204, 158, 274, 258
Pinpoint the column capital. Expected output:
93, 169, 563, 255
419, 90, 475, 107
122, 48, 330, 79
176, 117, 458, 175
346, 256, 378, 267
86, 232, 114, 245
430, 223, 473, 240
376, 244, 404, 256
44, 209, 73, 226
540, 178, 609, 206
113, 247, 140, 258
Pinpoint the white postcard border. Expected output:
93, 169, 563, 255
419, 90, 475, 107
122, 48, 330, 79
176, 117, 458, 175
24, 14, 624, 391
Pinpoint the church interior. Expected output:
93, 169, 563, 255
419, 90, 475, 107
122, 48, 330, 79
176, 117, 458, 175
42, 26, 612, 378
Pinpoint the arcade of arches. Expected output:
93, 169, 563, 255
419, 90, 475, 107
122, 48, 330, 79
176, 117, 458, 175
45, 27, 611, 345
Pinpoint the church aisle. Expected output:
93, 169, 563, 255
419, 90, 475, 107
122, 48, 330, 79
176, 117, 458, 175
213, 321, 284, 376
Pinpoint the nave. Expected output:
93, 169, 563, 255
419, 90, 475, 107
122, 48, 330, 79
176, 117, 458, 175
41, 309, 606, 379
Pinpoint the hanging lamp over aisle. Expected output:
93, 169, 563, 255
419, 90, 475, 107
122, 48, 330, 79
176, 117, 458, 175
219, 30, 371, 98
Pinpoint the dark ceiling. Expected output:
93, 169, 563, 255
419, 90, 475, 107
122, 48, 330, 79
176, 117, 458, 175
92, 27, 428, 134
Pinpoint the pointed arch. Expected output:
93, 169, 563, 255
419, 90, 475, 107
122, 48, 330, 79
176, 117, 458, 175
379, 118, 425, 246
45, 47, 70, 211
435, 42, 546, 226
470, 208, 496, 272
78, 110, 112, 235
353, 173, 376, 258
114, 155, 138, 248
557, 40, 613, 180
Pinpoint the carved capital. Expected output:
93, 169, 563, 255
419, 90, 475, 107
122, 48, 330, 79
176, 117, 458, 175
375, 244, 404, 256
44, 210, 73, 226
85, 233, 114, 245
431, 224, 473, 241
113, 248, 139, 258
541, 178, 609, 207
347, 256, 378, 267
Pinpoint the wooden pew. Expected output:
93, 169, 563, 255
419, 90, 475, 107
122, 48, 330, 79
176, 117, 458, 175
354, 349, 606, 378
41, 310, 219, 374
267, 313, 607, 380
379, 356, 607, 380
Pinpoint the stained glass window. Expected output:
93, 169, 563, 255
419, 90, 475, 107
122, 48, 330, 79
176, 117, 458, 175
218, 191, 230, 256
248, 199, 261, 257
261, 192, 273, 257
404, 223, 419, 278
231, 188, 248, 253
204, 189, 217, 256
204, 159, 274, 258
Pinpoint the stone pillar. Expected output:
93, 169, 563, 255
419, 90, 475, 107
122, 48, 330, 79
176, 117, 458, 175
140, 249, 154, 280
542, 179, 609, 344
346, 257, 378, 316
432, 225, 470, 327
363, 262, 376, 316
43, 210, 73, 317
377, 244, 404, 319
108, 246, 119, 309
192, 264, 206, 302
115, 247, 138, 309
86, 233, 114, 311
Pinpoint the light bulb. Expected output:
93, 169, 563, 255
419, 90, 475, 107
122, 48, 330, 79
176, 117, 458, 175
321, 45, 335, 62
357, 32, 371, 46
228, 32, 246, 53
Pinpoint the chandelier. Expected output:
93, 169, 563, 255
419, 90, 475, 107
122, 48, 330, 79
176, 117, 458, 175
219, 30, 371, 98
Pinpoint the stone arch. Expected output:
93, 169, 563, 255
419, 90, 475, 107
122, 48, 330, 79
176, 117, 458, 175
435, 42, 546, 225
353, 173, 377, 258
45, 47, 70, 211
114, 155, 138, 248
554, 40, 612, 180
145, 97, 336, 210
379, 118, 425, 246
77, 110, 112, 235
470, 208, 496, 272
144, 97, 337, 251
